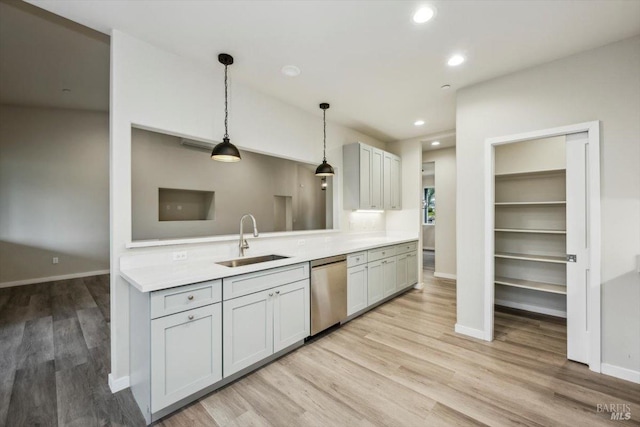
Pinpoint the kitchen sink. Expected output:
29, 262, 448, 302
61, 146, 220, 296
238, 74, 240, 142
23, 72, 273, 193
216, 254, 290, 268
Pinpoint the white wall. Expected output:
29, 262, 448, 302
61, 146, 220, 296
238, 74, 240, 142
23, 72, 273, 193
456, 36, 640, 374
109, 31, 387, 381
0, 105, 109, 285
422, 147, 457, 278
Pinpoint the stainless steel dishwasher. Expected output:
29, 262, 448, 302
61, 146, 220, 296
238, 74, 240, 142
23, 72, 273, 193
310, 255, 347, 335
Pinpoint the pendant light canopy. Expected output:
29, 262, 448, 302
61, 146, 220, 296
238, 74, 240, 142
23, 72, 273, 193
315, 102, 335, 176
211, 53, 241, 162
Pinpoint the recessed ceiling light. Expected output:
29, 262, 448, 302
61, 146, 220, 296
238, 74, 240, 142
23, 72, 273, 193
281, 65, 301, 77
441, 84, 451, 90
414, 120, 425, 126
447, 55, 465, 66
413, 6, 436, 24
431, 141, 440, 146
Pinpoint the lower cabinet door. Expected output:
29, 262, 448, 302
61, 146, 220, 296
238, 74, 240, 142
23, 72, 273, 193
407, 252, 418, 287
347, 264, 368, 315
151, 303, 222, 412
273, 279, 310, 353
223, 290, 274, 377
382, 257, 397, 298
396, 254, 408, 291
367, 260, 384, 306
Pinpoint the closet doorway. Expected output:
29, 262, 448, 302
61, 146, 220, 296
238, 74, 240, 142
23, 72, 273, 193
483, 121, 601, 371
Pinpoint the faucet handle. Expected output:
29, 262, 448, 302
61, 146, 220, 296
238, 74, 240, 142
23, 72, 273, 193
241, 239, 250, 250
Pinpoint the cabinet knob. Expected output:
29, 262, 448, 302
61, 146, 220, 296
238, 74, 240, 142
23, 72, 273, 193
188, 315, 194, 320
187, 295, 194, 300
269, 292, 274, 297
382, 252, 385, 255
356, 257, 360, 261
275, 290, 280, 295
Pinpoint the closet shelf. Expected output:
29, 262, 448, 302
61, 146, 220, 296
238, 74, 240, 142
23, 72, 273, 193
495, 252, 566, 264
495, 201, 566, 206
494, 228, 566, 235
495, 276, 567, 295
494, 168, 566, 179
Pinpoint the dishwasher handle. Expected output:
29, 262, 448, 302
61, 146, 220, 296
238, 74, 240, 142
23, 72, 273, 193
311, 255, 347, 268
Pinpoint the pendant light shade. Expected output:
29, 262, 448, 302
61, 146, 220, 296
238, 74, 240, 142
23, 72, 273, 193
212, 53, 241, 162
315, 102, 335, 177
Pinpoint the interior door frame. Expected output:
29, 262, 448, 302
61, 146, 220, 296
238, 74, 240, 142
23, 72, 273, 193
483, 121, 601, 372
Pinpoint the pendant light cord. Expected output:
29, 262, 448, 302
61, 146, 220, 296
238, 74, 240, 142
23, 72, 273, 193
323, 108, 327, 162
224, 64, 229, 139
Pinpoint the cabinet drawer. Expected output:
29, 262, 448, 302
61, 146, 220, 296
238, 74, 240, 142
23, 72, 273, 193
396, 241, 417, 255
347, 252, 367, 268
367, 245, 396, 262
151, 280, 222, 319
223, 262, 309, 301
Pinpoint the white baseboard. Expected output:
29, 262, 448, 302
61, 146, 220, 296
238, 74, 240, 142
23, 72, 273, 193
434, 272, 457, 281
601, 363, 640, 384
495, 299, 567, 319
455, 323, 488, 341
108, 373, 130, 393
0, 269, 110, 289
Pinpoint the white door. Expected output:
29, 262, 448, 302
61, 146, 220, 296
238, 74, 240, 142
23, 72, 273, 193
359, 144, 372, 209
273, 280, 310, 353
223, 290, 273, 377
367, 260, 384, 305
566, 132, 590, 364
371, 148, 384, 209
395, 254, 408, 291
382, 257, 397, 298
347, 264, 368, 315
151, 303, 222, 411
407, 252, 418, 287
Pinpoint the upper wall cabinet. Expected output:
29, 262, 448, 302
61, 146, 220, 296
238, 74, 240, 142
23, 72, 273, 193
343, 142, 401, 210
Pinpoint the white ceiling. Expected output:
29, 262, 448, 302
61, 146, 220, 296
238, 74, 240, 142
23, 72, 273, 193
0, 1, 109, 112
15, 1, 640, 142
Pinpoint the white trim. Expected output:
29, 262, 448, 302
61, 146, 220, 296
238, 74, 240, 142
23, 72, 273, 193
434, 272, 457, 281
483, 121, 601, 373
454, 324, 486, 340
495, 299, 567, 318
600, 363, 640, 384
0, 269, 110, 289
108, 373, 130, 393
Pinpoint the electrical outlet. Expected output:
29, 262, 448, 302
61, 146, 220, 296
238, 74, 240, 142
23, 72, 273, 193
52, 257, 59, 264
172, 251, 188, 261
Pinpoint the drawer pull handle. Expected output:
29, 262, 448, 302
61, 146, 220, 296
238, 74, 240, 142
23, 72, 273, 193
187, 295, 194, 300
276, 290, 280, 295
269, 292, 274, 297
188, 315, 194, 320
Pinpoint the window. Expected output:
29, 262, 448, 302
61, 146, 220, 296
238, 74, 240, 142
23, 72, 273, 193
423, 187, 435, 224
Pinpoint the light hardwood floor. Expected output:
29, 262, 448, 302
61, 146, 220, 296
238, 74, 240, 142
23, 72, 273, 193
1, 272, 638, 426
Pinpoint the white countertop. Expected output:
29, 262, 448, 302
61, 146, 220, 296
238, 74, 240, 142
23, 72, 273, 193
121, 235, 418, 293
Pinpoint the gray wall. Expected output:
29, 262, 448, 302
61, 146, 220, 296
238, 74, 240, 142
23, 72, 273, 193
0, 105, 109, 285
131, 128, 326, 241
456, 36, 640, 372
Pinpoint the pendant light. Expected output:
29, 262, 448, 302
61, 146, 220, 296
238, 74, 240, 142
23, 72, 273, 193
211, 53, 241, 162
315, 103, 335, 176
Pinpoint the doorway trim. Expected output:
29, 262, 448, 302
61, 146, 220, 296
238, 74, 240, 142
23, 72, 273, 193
483, 121, 601, 372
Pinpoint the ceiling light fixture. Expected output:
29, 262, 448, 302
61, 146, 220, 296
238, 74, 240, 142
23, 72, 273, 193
431, 141, 440, 146
211, 53, 241, 162
447, 54, 465, 67
315, 103, 335, 176
413, 6, 435, 24
281, 65, 301, 77
414, 120, 425, 126
441, 84, 451, 90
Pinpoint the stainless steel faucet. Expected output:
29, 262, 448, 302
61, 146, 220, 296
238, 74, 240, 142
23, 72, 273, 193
238, 214, 259, 256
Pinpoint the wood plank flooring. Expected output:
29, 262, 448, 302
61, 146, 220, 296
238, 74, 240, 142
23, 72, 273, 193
1, 272, 639, 426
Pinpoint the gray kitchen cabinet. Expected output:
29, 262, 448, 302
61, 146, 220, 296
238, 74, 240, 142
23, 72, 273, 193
396, 253, 408, 290
151, 303, 222, 411
347, 263, 368, 315
407, 252, 418, 288
343, 142, 384, 210
382, 256, 397, 298
383, 152, 402, 210
273, 279, 310, 352
367, 259, 384, 305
